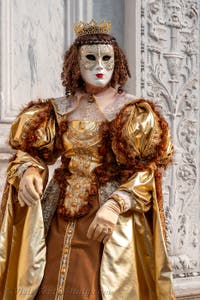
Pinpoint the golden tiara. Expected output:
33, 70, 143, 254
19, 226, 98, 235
73, 20, 111, 37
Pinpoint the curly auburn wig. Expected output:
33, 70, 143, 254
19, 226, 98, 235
61, 34, 131, 95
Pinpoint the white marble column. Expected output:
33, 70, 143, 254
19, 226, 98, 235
93, 0, 124, 46
65, 0, 93, 47
124, 0, 200, 298
124, 0, 142, 95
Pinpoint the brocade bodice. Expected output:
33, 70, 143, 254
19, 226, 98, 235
61, 120, 105, 217
63, 121, 103, 176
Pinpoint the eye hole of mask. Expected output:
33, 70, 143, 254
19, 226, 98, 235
86, 54, 96, 61
103, 55, 111, 61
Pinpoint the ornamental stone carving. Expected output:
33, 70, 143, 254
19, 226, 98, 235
145, 0, 199, 280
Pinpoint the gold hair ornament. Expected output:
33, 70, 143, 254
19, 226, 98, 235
74, 20, 111, 37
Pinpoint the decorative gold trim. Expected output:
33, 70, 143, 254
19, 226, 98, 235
55, 220, 76, 300
109, 194, 125, 213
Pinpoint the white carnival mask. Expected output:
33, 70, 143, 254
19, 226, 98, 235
79, 44, 114, 88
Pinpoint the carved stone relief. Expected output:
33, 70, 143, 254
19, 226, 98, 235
144, 0, 200, 279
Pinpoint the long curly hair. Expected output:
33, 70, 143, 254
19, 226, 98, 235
61, 34, 131, 95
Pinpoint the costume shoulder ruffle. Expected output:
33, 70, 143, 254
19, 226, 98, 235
9, 98, 62, 163
111, 98, 173, 169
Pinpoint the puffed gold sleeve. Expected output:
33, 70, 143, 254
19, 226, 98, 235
10, 99, 58, 161
0, 99, 61, 299
110, 99, 173, 213
100, 100, 174, 300
8, 99, 62, 189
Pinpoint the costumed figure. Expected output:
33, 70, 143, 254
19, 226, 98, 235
0, 20, 175, 300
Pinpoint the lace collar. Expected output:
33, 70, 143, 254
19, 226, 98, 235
52, 87, 138, 121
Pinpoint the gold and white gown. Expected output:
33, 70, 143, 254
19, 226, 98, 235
0, 87, 174, 300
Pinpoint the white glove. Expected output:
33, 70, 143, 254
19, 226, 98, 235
87, 199, 121, 244
18, 166, 43, 207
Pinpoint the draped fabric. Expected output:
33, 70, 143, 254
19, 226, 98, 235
0, 88, 174, 300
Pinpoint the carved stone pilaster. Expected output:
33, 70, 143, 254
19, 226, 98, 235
65, 0, 93, 47
142, 0, 200, 296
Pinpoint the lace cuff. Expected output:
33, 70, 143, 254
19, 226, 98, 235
17, 162, 35, 178
7, 150, 47, 189
109, 190, 132, 213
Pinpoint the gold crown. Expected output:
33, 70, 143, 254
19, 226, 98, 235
73, 20, 111, 37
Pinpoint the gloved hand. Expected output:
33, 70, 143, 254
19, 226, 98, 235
87, 199, 121, 244
18, 166, 43, 207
